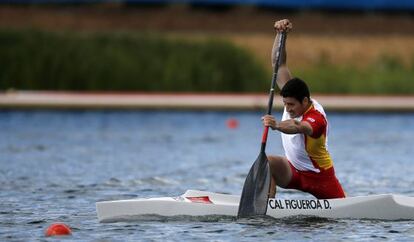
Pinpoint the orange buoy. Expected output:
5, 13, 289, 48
226, 118, 239, 129
45, 223, 72, 236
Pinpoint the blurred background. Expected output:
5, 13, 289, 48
1, 0, 414, 94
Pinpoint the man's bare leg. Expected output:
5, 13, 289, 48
268, 155, 293, 198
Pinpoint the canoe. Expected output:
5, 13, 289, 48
96, 190, 414, 222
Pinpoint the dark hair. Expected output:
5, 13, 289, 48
280, 77, 310, 103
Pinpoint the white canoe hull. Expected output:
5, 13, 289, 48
96, 190, 414, 222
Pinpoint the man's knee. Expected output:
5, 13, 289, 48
268, 155, 286, 169
267, 155, 292, 187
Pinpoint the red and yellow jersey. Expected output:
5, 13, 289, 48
281, 99, 334, 173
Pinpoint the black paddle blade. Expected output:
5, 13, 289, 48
237, 151, 271, 218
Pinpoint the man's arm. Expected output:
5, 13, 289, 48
262, 115, 313, 136
272, 19, 292, 90
274, 119, 313, 136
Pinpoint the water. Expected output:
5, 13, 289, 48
1, 110, 414, 241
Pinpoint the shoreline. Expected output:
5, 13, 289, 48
1, 91, 414, 112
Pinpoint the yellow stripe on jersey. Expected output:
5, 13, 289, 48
305, 134, 333, 170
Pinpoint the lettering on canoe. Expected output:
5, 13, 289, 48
268, 199, 332, 210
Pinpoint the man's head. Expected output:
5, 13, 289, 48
280, 78, 311, 118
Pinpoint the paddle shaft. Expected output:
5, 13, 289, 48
260, 32, 287, 153
237, 32, 287, 218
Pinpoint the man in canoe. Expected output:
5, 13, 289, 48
262, 19, 346, 199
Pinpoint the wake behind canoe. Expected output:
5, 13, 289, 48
96, 190, 414, 222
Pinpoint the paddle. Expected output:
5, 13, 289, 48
237, 32, 287, 218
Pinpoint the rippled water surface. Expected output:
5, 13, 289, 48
1, 110, 414, 241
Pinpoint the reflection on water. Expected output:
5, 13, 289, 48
1, 111, 414, 241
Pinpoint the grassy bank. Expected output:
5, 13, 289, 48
295, 55, 414, 94
229, 33, 414, 94
0, 29, 268, 92
1, 29, 413, 94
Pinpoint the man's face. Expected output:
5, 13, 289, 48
282, 97, 309, 118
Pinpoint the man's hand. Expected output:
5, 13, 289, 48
274, 19, 293, 33
262, 115, 278, 130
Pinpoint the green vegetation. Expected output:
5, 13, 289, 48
0, 29, 269, 92
295, 55, 414, 94
1, 29, 413, 94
